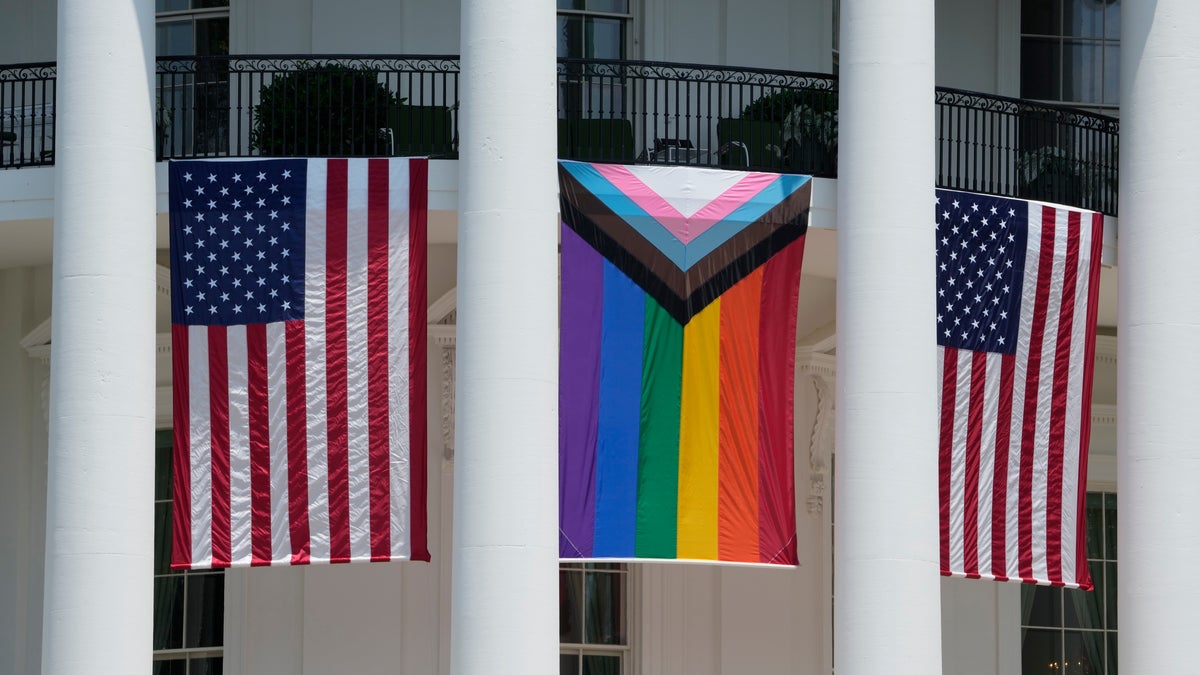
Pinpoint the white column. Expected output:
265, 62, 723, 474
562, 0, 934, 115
834, 1, 942, 674
41, 1, 157, 674
451, 0, 559, 674
1118, 3, 1200, 671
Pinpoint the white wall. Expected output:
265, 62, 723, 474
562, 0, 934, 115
231, 0, 460, 54
0, 265, 51, 675
0, 0, 56, 63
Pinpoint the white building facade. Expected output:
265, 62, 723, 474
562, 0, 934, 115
0, 0, 1187, 673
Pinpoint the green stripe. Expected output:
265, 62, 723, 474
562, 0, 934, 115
635, 297, 683, 558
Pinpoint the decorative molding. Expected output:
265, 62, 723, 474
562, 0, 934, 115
1092, 404, 1116, 428
1094, 334, 1117, 366
805, 372, 834, 517
428, 287, 458, 461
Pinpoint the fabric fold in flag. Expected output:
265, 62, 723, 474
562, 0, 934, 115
558, 161, 810, 566
935, 188, 1101, 590
169, 157, 429, 569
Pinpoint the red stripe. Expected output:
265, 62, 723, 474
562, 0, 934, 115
367, 159, 392, 561
285, 320, 311, 564
1072, 213, 1104, 591
247, 323, 272, 566
1018, 206, 1057, 580
408, 158, 430, 561
171, 325, 193, 569
938, 347, 957, 576
963, 351, 987, 578
1046, 209, 1081, 583
991, 353, 1016, 581
755, 236, 804, 564
208, 326, 231, 568
325, 159, 351, 563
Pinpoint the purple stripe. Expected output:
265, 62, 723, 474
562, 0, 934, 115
559, 224, 605, 557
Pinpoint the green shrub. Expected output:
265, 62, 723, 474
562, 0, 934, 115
741, 88, 836, 123
251, 64, 399, 157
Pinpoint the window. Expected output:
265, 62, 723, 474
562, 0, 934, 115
560, 563, 630, 675
1021, 492, 1117, 675
156, 0, 230, 156
557, 0, 631, 120
154, 430, 225, 675
1020, 0, 1120, 111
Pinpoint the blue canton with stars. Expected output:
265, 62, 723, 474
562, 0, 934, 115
169, 160, 307, 326
935, 189, 1028, 355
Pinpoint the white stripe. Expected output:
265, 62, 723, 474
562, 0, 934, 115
345, 158, 373, 561
975, 351, 1002, 575
389, 159, 412, 559
1058, 212, 1095, 585
948, 348, 972, 575
188, 325, 213, 568
226, 326, 252, 567
1006, 213, 1040, 581
305, 159, 331, 562
266, 321, 292, 564
1030, 207, 1069, 584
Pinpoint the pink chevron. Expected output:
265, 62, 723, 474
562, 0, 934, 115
591, 163, 778, 245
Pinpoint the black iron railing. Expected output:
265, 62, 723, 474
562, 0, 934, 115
0, 62, 56, 168
0, 56, 1120, 215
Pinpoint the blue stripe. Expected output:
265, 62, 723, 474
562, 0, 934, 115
592, 261, 645, 557
683, 174, 811, 269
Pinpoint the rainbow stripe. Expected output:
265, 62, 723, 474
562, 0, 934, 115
558, 162, 810, 565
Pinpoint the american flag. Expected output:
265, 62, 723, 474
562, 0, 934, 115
935, 188, 1101, 589
169, 158, 429, 569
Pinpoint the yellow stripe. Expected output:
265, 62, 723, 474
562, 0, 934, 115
676, 298, 721, 560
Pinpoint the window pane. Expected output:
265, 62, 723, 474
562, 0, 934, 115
560, 653, 580, 675
1022, 628, 1063, 674
583, 654, 622, 675
560, 569, 584, 644
194, 0, 230, 7
1103, 0, 1120, 39
1064, 630, 1104, 674
1063, 39, 1103, 103
1064, 561, 1102, 629
1103, 44, 1120, 107
153, 576, 185, 650
196, 17, 229, 56
558, 0, 585, 8
587, 0, 629, 13
157, 20, 195, 57
586, 18, 623, 60
584, 571, 625, 645
1104, 493, 1117, 560
157, 0, 190, 11
1085, 492, 1103, 560
1021, 38, 1061, 101
1063, 0, 1103, 38
190, 657, 224, 675
1105, 561, 1117, 630
185, 573, 225, 648
1021, 0, 1061, 35
558, 15, 583, 59
1107, 631, 1118, 675
155, 502, 173, 575
1022, 584, 1062, 626
153, 658, 187, 675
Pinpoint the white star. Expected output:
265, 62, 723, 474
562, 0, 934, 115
256, 198, 266, 208
245, 290, 254, 300
183, 172, 193, 182
220, 186, 230, 196
971, 203, 979, 212
233, 304, 242, 314
952, 200, 960, 209
944, 329, 951, 338
219, 213, 229, 223
232, 251, 242, 262
207, 252, 217, 262
972, 319, 980, 328
998, 336, 1006, 345
1000, 310, 1009, 320
232, 173, 242, 183
207, 173, 217, 183
257, 171, 267, 182
197, 291, 206, 301
195, 212, 205, 222
219, 265, 229, 275
183, 224, 193, 235
258, 303, 267, 313
269, 288, 278, 298
244, 212, 254, 221
939, 262, 947, 272
269, 184, 279, 193
268, 262, 278, 272
183, 198, 193, 208
257, 277, 266, 287
232, 199, 242, 209
207, 199, 217, 210
992, 297, 1001, 306
195, 265, 205, 275
232, 278, 242, 288
208, 278, 217, 288
256, 250, 266, 261
1003, 285, 1011, 294
183, 251, 194, 262
974, 294, 982, 304
282, 300, 291, 311
232, 225, 242, 235
942, 211, 950, 220
196, 239, 206, 248
281, 196, 291, 206
207, 225, 216, 236
184, 278, 194, 288
962, 214, 970, 223
269, 210, 279, 220
280, 275, 290, 284
1008, 208, 1016, 217
256, 224, 266, 234
219, 240, 229, 250
281, 249, 290, 258
220, 292, 230, 302
185, 306, 194, 315
245, 238, 254, 247
195, 185, 205, 195
990, 206, 998, 215
282, 169, 292, 179
244, 185, 254, 195
937, 314, 943, 323
281, 222, 291, 231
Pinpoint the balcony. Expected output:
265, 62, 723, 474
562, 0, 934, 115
0, 55, 1119, 215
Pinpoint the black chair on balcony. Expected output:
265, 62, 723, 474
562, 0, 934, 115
715, 118, 783, 171
387, 104, 455, 158
558, 118, 636, 163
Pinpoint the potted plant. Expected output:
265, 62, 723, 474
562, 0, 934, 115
1017, 146, 1086, 206
250, 64, 400, 157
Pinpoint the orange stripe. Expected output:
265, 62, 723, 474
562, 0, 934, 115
717, 267, 764, 561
